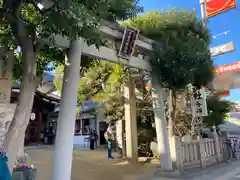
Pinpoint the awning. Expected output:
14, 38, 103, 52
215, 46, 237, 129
54, 100, 99, 113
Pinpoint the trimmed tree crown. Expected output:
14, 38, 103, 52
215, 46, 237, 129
124, 9, 214, 91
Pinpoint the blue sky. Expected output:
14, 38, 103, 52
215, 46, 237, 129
139, 0, 240, 102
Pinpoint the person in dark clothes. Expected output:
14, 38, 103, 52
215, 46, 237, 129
89, 129, 98, 150
44, 127, 48, 144
47, 125, 55, 144
93, 129, 98, 149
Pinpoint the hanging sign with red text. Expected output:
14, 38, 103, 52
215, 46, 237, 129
206, 0, 236, 18
215, 62, 240, 75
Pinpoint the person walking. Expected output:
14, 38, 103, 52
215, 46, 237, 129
104, 124, 115, 159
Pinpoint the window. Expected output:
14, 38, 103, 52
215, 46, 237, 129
74, 118, 97, 135
75, 120, 81, 135
82, 119, 90, 135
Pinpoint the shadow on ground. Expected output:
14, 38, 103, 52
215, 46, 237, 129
26, 148, 157, 180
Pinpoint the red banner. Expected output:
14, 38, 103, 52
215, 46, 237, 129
215, 90, 230, 97
206, 0, 236, 17
215, 62, 240, 75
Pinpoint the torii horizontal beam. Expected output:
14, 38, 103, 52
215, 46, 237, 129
41, 1, 154, 71
53, 34, 152, 71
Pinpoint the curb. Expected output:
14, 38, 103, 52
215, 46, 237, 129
24, 145, 54, 150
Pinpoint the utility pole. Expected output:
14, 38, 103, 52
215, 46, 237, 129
200, 0, 207, 26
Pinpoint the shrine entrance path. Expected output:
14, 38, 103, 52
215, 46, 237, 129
26, 147, 158, 180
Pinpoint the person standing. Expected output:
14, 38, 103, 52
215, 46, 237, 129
43, 127, 48, 144
93, 129, 98, 149
89, 129, 97, 150
47, 124, 55, 145
104, 123, 115, 159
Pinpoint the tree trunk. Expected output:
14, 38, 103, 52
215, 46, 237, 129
4, 43, 37, 171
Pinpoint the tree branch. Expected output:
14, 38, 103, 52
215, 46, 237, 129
3, 0, 28, 46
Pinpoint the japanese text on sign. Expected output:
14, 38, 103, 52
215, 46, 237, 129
191, 88, 208, 117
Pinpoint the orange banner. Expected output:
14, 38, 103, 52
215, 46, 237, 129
215, 62, 240, 74
206, 0, 236, 17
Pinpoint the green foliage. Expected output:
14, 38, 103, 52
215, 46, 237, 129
0, 0, 143, 80
203, 95, 232, 127
124, 10, 214, 91
13, 45, 65, 80
54, 59, 128, 123
79, 61, 128, 123
54, 56, 98, 94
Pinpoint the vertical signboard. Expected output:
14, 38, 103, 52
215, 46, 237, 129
118, 27, 139, 60
191, 88, 208, 117
206, 0, 236, 18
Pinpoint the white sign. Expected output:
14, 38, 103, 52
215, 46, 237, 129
30, 113, 36, 120
210, 41, 235, 57
191, 88, 208, 117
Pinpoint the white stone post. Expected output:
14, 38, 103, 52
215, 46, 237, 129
169, 136, 183, 172
51, 39, 83, 180
151, 75, 172, 170
124, 76, 138, 163
197, 136, 205, 168
212, 125, 221, 162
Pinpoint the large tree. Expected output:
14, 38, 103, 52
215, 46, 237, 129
124, 10, 214, 136
204, 95, 232, 128
0, 0, 142, 170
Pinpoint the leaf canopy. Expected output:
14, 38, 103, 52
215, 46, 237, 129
124, 10, 214, 91
203, 95, 232, 127
0, 0, 143, 79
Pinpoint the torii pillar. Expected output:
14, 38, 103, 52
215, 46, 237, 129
151, 75, 172, 170
124, 75, 138, 163
51, 39, 83, 180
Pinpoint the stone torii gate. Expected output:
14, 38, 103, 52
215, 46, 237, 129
50, 21, 173, 180
6, 1, 171, 176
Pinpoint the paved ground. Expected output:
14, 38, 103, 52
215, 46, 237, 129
178, 161, 240, 180
26, 147, 158, 180
26, 147, 240, 180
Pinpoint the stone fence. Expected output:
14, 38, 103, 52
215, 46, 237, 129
170, 136, 229, 172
